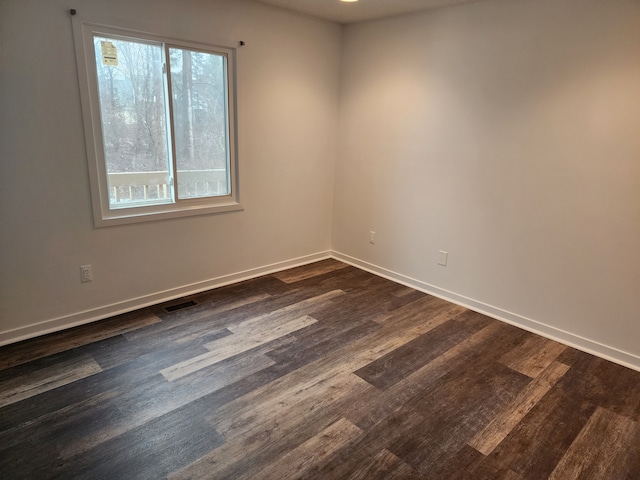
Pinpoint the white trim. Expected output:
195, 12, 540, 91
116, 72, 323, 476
331, 250, 640, 373
0, 251, 331, 347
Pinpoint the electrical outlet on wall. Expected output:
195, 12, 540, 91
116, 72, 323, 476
437, 250, 448, 266
80, 264, 93, 282
369, 231, 376, 244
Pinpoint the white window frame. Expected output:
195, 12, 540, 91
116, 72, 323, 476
72, 14, 242, 227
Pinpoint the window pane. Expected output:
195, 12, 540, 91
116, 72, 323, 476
93, 36, 172, 208
169, 48, 230, 199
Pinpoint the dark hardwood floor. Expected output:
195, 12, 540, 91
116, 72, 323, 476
2, 259, 640, 479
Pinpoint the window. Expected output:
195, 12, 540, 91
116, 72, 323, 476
73, 16, 241, 226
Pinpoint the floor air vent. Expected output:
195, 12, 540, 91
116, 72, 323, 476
164, 300, 198, 312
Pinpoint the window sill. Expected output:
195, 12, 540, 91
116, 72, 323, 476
93, 201, 244, 227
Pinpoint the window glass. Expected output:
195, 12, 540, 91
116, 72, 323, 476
94, 36, 173, 208
169, 47, 230, 199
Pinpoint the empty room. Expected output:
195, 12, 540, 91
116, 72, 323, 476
1, 0, 640, 478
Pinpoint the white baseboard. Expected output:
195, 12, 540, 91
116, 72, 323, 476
0, 251, 332, 347
331, 251, 640, 373
5, 249, 640, 374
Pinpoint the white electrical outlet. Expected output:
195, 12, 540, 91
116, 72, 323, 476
369, 231, 376, 244
80, 264, 93, 283
437, 250, 448, 266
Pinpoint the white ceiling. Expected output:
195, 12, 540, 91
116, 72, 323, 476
255, 0, 488, 24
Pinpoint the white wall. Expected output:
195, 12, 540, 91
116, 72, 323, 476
3, 0, 640, 371
334, 0, 640, 366
0, 0, 341, 342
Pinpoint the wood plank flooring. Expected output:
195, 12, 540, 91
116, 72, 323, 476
2, 259, 640, 479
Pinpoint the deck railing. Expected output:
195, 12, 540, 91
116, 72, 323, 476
107, 169, 228, 203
